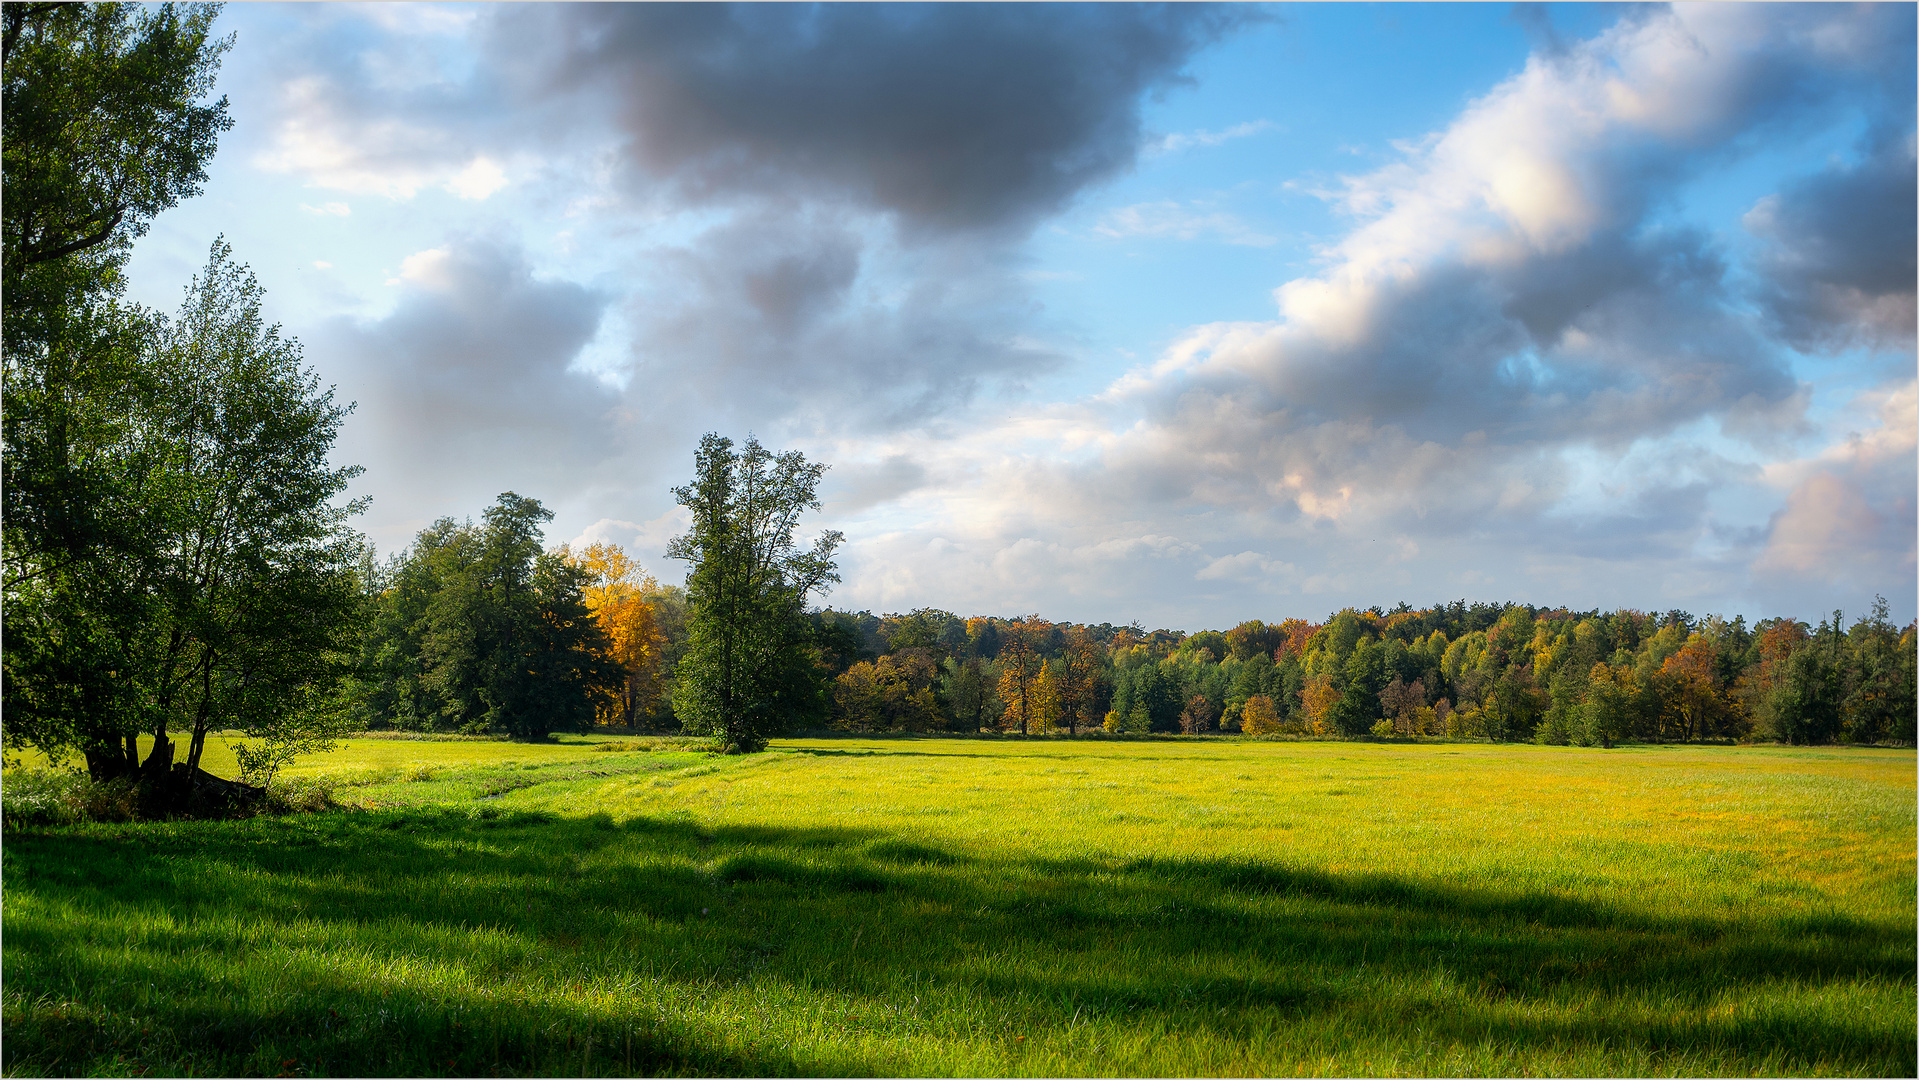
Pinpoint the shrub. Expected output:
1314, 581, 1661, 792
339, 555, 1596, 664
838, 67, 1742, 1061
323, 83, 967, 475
2, 770, 142, 826
2, 768, 90, 826
262, 776, 341, 814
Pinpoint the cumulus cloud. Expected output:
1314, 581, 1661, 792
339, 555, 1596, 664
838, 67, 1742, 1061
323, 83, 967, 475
809, 4, 1916, 624
489, 3, 1260, 234
315, 236, 616, 542
1753, 381, 1917, 595
1087, 4, 1906, 526
241, 6, 537, 202
610, 207, 1070, 435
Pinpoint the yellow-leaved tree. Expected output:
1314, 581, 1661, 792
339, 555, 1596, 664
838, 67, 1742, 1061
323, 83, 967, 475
1240, 694, 1282, 735
563, 542, 668, 727
996, 617, 1050, 735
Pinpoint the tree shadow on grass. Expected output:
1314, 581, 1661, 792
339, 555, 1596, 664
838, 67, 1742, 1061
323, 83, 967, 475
3, 808, 1913, 1076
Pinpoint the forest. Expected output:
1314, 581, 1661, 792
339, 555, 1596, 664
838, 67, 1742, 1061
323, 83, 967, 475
350, 496, 1917, 748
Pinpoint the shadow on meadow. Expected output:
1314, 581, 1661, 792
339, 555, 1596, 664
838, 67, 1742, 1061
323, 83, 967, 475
3, 806, 1912, 1076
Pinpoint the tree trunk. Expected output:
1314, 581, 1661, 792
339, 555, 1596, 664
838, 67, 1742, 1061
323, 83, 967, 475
84, 743, 138, 782
186, 654, 215, 772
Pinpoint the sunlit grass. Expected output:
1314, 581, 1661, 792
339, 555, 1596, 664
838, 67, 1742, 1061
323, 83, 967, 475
5, 736, 1912, 1076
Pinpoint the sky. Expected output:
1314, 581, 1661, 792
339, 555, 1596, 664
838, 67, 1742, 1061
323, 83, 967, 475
123, 2, 1917, 630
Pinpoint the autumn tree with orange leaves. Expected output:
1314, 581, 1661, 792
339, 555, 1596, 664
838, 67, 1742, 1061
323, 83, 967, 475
562, 541, 669, 727
1655, 635, 1735, 741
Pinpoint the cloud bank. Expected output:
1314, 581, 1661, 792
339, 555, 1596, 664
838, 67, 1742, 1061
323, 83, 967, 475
229, 3, 1910, 625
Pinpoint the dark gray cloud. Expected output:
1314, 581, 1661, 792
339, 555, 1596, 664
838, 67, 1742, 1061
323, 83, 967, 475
1505, 3, 1567, 60
1145, 225, 1798, 472
239, 3, 1265, 451
1748, 131, 1918, 352
491, 2, 1260, 233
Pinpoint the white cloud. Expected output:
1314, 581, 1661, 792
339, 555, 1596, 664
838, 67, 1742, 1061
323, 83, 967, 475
347, 2, 479, 37
255, 77, 453, 197
445, 157, 508, 200
1148, 120, 1275, 156
254, 76, 524, 202
394, 246, 453, 289
1753, 380, 1917, 587
1093, 201, 1277, 247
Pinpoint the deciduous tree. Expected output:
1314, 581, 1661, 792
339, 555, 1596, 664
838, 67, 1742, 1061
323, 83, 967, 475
7, 242, 366, 803
669, 434, 841, 753
1240, 694, 1282, 735
994, 618, 1049, 735
563, 541, 669, 727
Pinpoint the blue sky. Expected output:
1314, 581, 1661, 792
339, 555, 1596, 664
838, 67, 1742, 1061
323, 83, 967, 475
124, 2, 1916, 629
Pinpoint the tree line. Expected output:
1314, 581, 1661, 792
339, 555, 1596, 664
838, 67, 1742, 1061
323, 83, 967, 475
346, 517, 1917, 749
810, 601, 1915, 746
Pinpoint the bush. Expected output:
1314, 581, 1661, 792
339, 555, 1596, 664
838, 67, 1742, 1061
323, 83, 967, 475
261, 776, 342, 814
1534, 710, 1575, 745
1, 767, 339, 825
2, 768, 91, 826
3, 769, 140, 826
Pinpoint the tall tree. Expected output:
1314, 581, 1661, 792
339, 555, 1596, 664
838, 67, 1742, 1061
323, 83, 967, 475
3, 2, 237, 789
1053, 626, 1103, 736
3, 1, 232, 602
7, 242, 366, 796
994, 618, 1048, 735
669, 434, 842, 753
348, 496, 620, 740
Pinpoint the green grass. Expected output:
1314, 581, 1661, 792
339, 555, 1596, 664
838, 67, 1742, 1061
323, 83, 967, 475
4, 737, 1913, 1076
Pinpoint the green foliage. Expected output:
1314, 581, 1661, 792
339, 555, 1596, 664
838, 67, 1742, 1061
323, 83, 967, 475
3, 2, 238, 787
5, 242, 366, 789
0, 766, 96, 825
347, 494, 621, 741
1771, 624, 1844, 745
0, 764, 336, 825
938, 657, 999, 732
2, 3, 231, 289
2, 3, 362, 802
668, 434, 842, 753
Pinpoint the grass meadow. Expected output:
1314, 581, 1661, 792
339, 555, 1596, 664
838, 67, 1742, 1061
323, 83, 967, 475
3, 735, 1913, 1076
